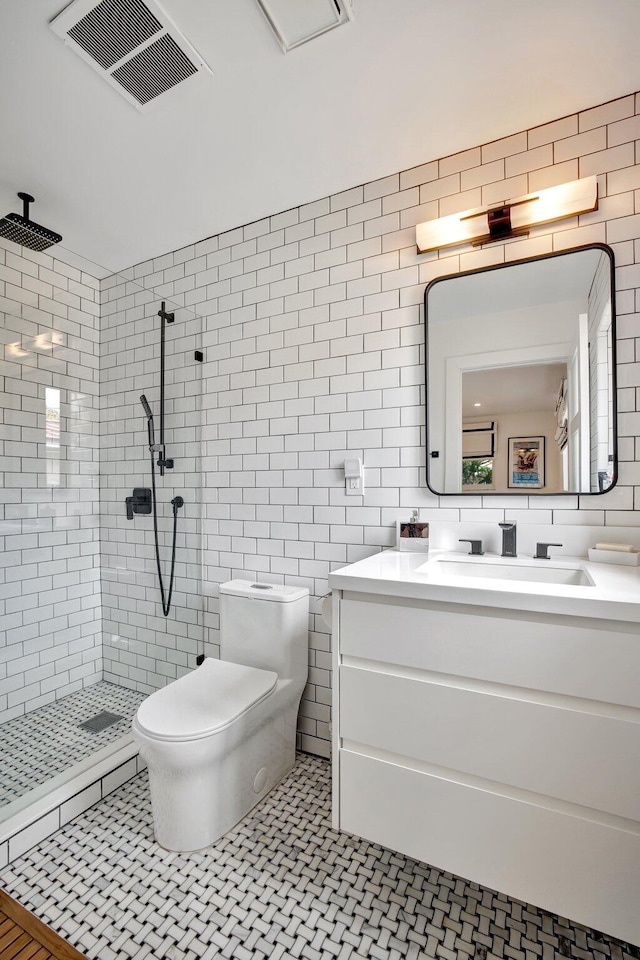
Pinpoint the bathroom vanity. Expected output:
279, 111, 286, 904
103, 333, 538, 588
329, 550, 640, 947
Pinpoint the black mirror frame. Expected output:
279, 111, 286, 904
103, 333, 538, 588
424, 243, 618, 497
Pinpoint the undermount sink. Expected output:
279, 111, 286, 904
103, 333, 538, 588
420, 556, 595, 587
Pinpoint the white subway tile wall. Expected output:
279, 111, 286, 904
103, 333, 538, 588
4, 90, 640, 761
0, 244, 101, 725
153, 90, 637, 759
99, 277, 203, 694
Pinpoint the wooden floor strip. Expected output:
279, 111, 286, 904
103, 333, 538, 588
0, 890, 87, 960
5, 931, 33, 960
15, 947, 42, 960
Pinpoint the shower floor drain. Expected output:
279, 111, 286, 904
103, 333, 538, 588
78, 710, 123, 733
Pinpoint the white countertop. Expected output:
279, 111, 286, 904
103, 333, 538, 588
328, 549, 640, 623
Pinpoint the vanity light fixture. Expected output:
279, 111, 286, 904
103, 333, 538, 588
416, 176, 598, 254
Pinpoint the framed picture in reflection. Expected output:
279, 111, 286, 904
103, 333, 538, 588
508, 436, 545, 489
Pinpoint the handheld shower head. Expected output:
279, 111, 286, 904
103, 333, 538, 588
140, 394, 153, 420
140, 394, 156, 450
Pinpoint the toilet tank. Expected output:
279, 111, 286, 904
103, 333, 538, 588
219, 580, 309, 683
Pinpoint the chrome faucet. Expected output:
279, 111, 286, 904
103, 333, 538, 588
499, 522, 517, 557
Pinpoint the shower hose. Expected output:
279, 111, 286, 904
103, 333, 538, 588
148, 442, 183, 618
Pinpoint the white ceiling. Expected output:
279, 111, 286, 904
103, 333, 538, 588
2, 0, 640, 277
463, 363, 567, 418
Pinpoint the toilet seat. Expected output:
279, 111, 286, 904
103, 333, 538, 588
135, 659, 277, 742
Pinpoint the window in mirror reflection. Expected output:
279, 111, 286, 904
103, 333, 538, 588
461, 418, 495, 490
462, 458, 494, 490
425, 244, 617, 496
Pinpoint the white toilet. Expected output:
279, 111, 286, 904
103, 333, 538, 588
132, 580, 309, 852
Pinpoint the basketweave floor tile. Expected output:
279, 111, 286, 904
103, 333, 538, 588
1, 753, 638, 960
0, 681, 145, 809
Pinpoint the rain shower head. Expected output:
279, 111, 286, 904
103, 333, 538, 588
0, 193, 62, 252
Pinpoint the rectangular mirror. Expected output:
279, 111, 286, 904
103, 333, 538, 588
425, 244, 617, 495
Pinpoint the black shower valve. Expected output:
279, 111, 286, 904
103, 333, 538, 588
125, 487, 152, 520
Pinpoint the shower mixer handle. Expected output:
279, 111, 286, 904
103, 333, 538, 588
126, 487, 152, 520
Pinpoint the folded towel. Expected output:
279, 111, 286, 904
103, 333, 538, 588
594, 542, 637, 553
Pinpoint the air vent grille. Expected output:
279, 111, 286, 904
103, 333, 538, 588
254, 0, 354, 53
50, 0, 212, 111
113, 33, 197, 104
68, 0, 162, 70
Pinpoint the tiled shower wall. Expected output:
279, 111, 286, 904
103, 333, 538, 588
100, 90, 640, 757
99, 283, 203, 692
0, 245, 101, 724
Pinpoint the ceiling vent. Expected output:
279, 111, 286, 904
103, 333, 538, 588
50, 0, 213, 110
254, 0, 354, 53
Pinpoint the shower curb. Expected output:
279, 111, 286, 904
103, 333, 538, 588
0, 742, 144, 869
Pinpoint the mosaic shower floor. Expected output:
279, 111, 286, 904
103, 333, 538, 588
0, 681, 145, 808
1, 753, 637, 960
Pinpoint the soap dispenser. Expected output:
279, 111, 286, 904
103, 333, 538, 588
396, 510, 430, 553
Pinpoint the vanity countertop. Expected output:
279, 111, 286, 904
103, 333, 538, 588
328, 549, 640, 623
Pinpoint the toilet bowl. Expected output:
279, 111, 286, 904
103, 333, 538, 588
133, 580, 309, 851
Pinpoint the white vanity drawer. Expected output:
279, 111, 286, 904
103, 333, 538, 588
339, 749, 640, 949
339, 665, 640, 820
340, 596, 640, 708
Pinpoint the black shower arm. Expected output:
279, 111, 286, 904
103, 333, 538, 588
19, 192, 34, 219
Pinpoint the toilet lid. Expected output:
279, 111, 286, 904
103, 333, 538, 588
135, 658, 277, 741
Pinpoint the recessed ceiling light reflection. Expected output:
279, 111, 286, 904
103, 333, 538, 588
7, 342, 30, 358
30, 330, 65, 352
